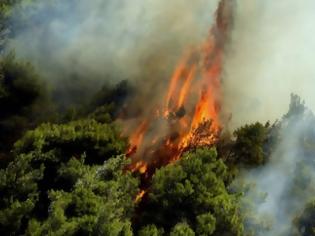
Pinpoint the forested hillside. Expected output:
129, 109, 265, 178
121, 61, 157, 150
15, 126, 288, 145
1, 1, 315, 236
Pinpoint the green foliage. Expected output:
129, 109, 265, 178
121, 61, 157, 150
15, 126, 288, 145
138, 148, 244, 235
170, 222, 195, 236
12, 118, 127, 220
233, 122, 269, 166
14, 119, 127, 165
196, 213, 216, 236
0, 153, 44, 234
0, 53, 43, 116
27, 156, 139, 236
0, 153, 138, 235
0, 53, 54, 165
138, 225, 164, 236
0, 116, 132, 235
87, 80, 133, 119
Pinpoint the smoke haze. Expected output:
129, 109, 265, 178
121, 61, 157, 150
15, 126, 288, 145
223, 0, 315, 128
8, 0, 220, 106
234, 99, 315, 235
7, 0, 315, 125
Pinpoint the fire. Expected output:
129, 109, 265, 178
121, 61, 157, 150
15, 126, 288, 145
177, 65, 196, 109
126, 120, 149, 157
165, 52, 192, 111
125, 0, 234, 176
135, 190, 146, 203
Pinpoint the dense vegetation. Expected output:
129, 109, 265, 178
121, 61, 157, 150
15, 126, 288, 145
1, 1, 315, 236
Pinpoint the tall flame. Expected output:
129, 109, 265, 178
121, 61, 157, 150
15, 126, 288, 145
126, 0, 234, 175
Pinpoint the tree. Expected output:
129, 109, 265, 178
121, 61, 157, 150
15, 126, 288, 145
0, 118, 130, 235
137, 148, 244, 235
0, 153, 44, 235
27, 156, 139, 236
138, 225, 164, 236
283, 94, 306, 121
0, 53, 54, 166
87, 80, 134, 119
14, 119, 127, 165
232, 122, 269, 166
196, 213, 216, 236
170, 222, 195, 236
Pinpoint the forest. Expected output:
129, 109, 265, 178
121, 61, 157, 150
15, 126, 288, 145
1, 0, 315, 236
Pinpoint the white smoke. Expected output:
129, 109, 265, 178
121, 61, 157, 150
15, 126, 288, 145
235, 98, 315, 235
224, 1, 315, 234
223, 0, 315, 129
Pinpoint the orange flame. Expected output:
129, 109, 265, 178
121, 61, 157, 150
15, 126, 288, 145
177, 65, 196, 109
126, 120, 149, 157
125, 0, 233, 176
135, 190, 146, 203
165, 53, 191, 111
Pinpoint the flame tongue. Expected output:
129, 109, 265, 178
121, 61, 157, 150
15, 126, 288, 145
126, 0, 233, 175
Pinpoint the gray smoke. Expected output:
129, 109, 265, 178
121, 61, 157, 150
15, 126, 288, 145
223, 0, 315, 129
7, 0, 220, 106
224, 1, 315, 234
235, 98, 315, 235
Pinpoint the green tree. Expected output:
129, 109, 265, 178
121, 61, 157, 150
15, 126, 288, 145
138, 148, 244, 235
196, 213, 216, 236
14, 119, 127, 165
170, 222, 195, 236
27, 156, 139, 236
87, 80, 133, 119
138, 225, 164, 236
0, 53, 54, 165
0, 153, 44, 235
232, 122, 269, 166
0, 118, 130, 235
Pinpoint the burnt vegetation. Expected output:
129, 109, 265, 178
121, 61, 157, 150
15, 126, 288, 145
1, 1, 315, 236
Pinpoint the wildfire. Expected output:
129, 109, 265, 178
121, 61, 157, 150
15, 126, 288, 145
125, 0, 234, 176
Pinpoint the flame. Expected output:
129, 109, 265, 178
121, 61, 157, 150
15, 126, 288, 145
130, 161, 148, 174
165, 52, 192, 111
177, 65, 196, 109
135, 190, 146, 203
125, 0, 233, 176
126, 120, 149, 157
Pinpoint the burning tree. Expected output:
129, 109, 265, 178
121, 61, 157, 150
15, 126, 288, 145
125, 0, 235, 175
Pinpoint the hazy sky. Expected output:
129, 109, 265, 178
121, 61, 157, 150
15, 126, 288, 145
223, 0, 315, 128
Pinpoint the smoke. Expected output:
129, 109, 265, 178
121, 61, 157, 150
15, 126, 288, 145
222, 0, 315, 129
234, 97, 315, 235
7, 0, 220, 107
223, 1, 315, 234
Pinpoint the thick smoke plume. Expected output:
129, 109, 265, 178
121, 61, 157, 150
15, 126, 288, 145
8, 0, 220, 107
